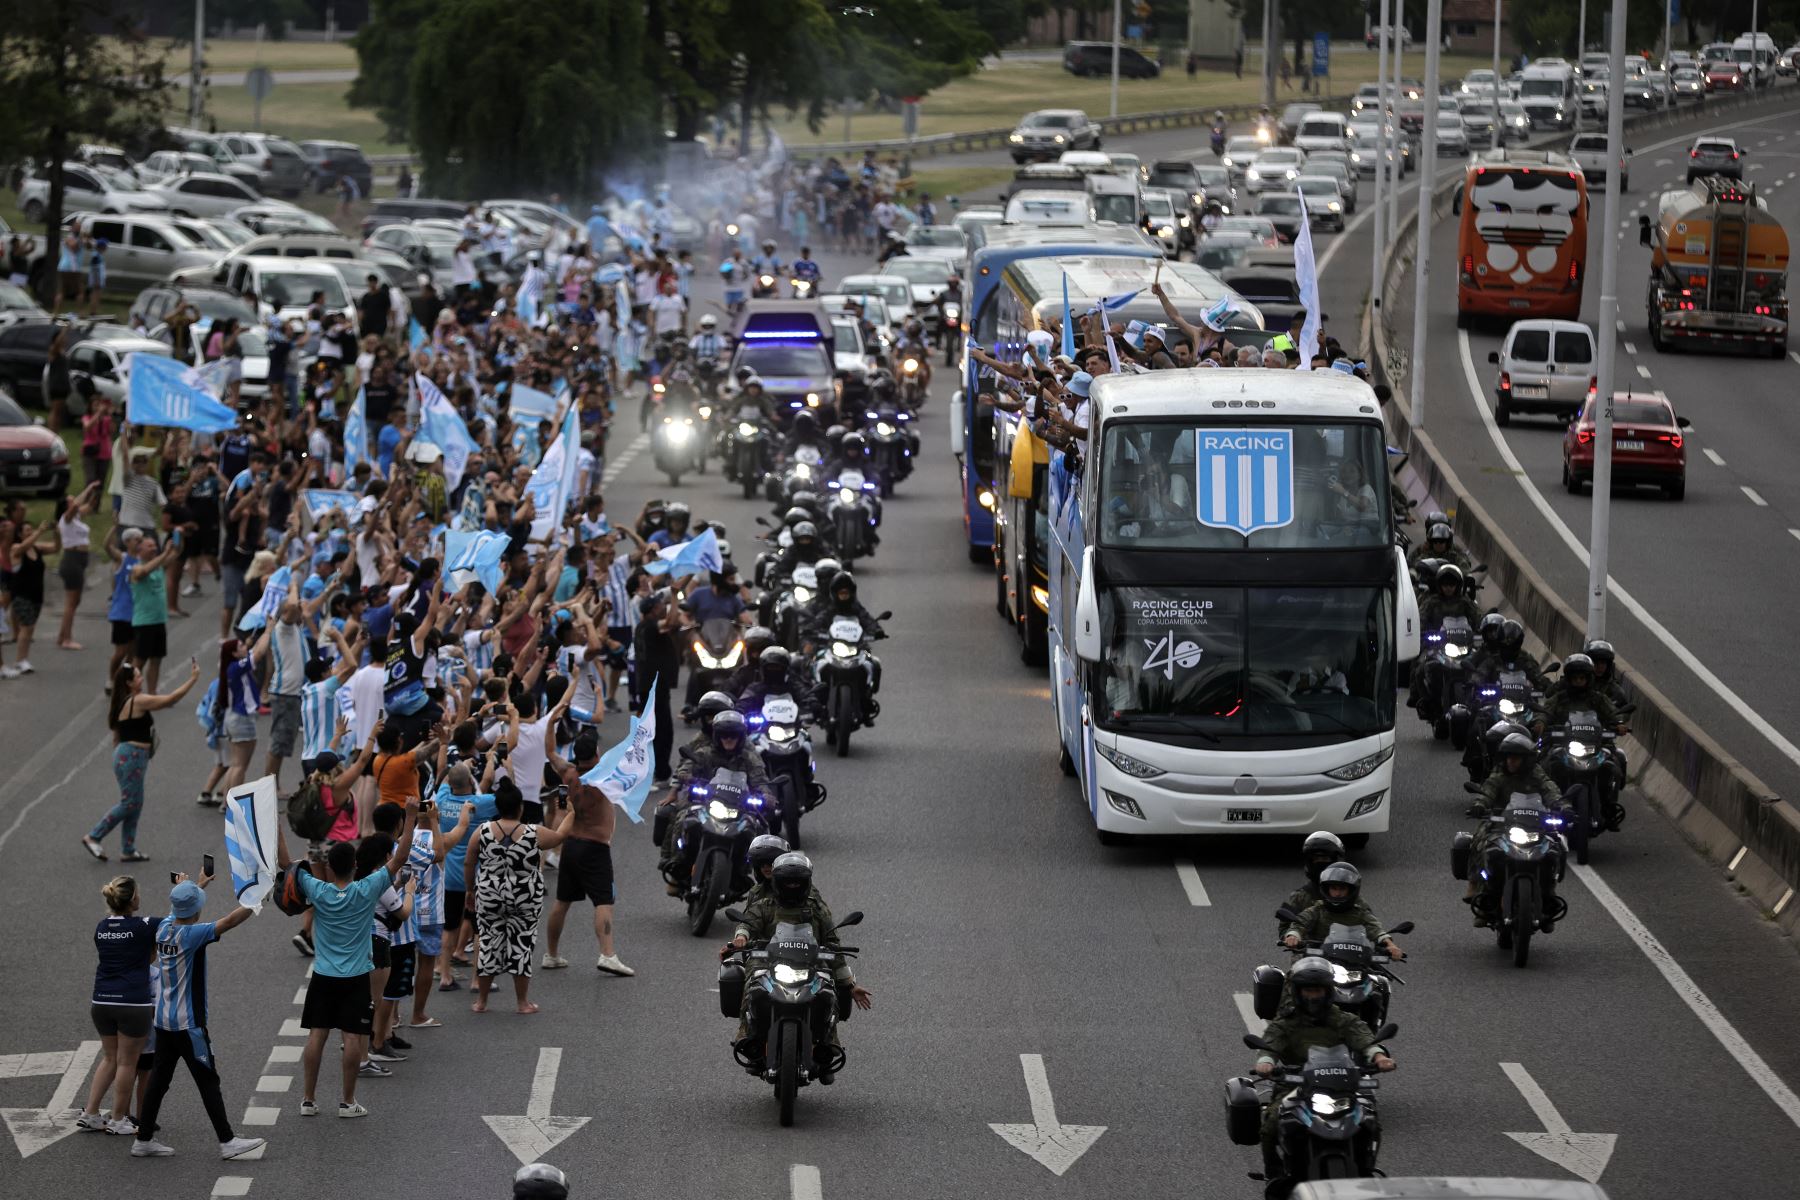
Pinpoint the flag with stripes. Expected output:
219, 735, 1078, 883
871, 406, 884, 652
517, 264, 547, 325
1194, 428, 1295, 536
527, 401, 581, 541
1085, 289, 1141, 316
416, 373, 476, 490
643, 527, 722, 577
344, 386, 371, 480
580, 674, 658, 823
443, 529, 509, 595
238, 564, 291, 632
223, 775, 279, 911
1060, 271, 1077, 360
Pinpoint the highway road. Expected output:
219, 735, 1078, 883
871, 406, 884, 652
4, 110, 1800, 1200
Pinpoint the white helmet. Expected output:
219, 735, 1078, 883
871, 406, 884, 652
699, 314, 718, 330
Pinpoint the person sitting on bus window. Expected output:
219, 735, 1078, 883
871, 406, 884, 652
1328, 457, 1378, 528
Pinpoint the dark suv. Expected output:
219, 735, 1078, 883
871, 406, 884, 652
1063, 41, 1160, 78
1146, 159, 1207, 221
359, 197, 469, 238
299, 140, 375, 196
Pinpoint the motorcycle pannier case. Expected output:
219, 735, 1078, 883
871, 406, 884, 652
717, 961, 745, 1018
1224, 1075, 1264, 1146
1450, 831, 1473, 881
1250, 964, 1285, 1021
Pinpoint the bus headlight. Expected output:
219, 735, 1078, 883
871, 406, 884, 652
1325, 745, 1395, 781
1097, 743, 1164, 779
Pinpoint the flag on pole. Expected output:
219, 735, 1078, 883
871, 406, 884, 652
525, 401, 581, 540
1293, 192, 1322, 370
1060, 271, 1077, 360
126, 353, 240, 433
443, 528, 509, 594
222, 775, 279, 911
580, 675, 659, 823
237, 564, 291, 632
416, 373, 476, 490
343, 386, 371, 480
1085, 289, 1141, 316
643, 527, 723, 577
507, 382, 559, 424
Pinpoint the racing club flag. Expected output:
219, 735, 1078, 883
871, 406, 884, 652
222, 775, 279, 911
1060, 271, 1077, 360
416, 372, 477, 490
237, 564, 291, 632
343, 386, 371, 480
126, 353, 239, 433
580, 675, 659, 823
442, 528, 509, 595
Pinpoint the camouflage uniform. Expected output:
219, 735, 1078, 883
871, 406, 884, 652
1418, 593, 1480, 627
1469, 650, 1552, 692
1538, 684, 1622, 730
1281, 899, 1389, 945
1468, 762, 1564, 917
1254, 1008, 1386, 1178
1407, 542, 1472, 573
731, 890, 848, 1045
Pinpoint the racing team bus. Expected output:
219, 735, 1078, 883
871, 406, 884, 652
954, 223, 1161, 559
1047, 369, 1420, 842
1452, 148, 1590, 325
988, 255, 1264, 664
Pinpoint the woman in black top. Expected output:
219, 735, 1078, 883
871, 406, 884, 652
78, 875, 159, 1134
84, 658, 201, 862
4, 518, 56, 677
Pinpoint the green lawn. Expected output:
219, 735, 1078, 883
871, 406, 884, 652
128, 37, 358, 73
901, 164, 1016, 206
768, 51, 1501, 145
204, 82, 408, 158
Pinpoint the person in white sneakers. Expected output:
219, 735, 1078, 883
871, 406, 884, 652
539, 731, 634, 977
130, 877, 265, 1161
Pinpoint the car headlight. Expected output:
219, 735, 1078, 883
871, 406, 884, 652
1324, 744, 1394, 781
1097, 743, 1164, 779
1158, 225, 1174, 237
1566, 740, 1590, 758
1053, 134, 1066, 143
1327, 201, 1341, 213
1178, 215, 1191, 227
831, 640, 856, 658
875, 421, 894, 436
838, 487, 855, 505
1310, 1092, 1347, 1116
738, 421, 757, 437
1285, 168, 1297, 179
1507, 824, 1542, 846
1009, 133, 1024, 143
1246, 168, 1261, 180
792, 586, 812, 602
806, 392, 820, 407
794, 462, 811, 479
49, 438, 69, 463
772, 963, 810, 986
706, 799, 738, 821
1498, 698, 1522, 716
768, 725, 795, 743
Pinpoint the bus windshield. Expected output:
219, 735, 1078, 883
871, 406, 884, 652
1097, 584, 1395, 738
1098, 420, 1388, 549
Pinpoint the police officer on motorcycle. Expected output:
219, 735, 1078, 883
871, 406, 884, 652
657, 710, 773, 887
737, 644, 818, 717
1285, 831, 1347, 916
1281, 863, 1405, 959
1463, 731, 1563, 923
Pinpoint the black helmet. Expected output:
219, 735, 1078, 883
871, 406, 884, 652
1427, 521, 1453, 545
792, 520, 818, 544
748, 833, 789, 877
513, 1162, 569, 1200
770, 850, 813, 906
840, 431, 867, 457
1499, 730, 1536, 762
667, 500, 691, 523
1317, 861, 1362, 912
790, 489, 820, 513
1562, 652, 1595, 687
759, 644, 791, 685
1288, 955, 1335, 1021
1302, 830, 1345, 881
712, 709, 748, 750
696, 690, 736, 730
1478, 611, 1506, 647
1499, 618, 1525, 656
793, 410, 819, 438
813, 557, 842, 594
1435, 562, 1464, 591
830, 571, 858, 607
1584, 639, 1616, 670
1486, 719, 1528, 750
1425, 509, 1450, 528
783, 505, 811, 528
743, 625, 777, 660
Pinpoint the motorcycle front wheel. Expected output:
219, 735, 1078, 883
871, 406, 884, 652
687, 848, 726, 937
1507, 875, 1537, 968
776, 1022, 800, 1126
1570, 791, 1592, 865
780, 775, 803, 848
831, 684, 855, 758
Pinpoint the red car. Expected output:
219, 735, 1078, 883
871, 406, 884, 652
1562, 391, 1689, 500
1704, 62, 1746, 90
0, 389, 70, 499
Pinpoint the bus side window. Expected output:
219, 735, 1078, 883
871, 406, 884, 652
971, 392, 998, 475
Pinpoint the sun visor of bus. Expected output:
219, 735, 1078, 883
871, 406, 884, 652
732, 301, 835, 352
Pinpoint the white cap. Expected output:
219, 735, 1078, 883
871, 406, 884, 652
410, 443, 443, 464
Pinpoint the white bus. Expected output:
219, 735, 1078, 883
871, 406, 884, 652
1047, 369, 1420, 843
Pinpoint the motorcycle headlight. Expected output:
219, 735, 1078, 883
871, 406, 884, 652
792, 586, 812, 602
1443, 642, 1465, 659
721, 641, 744, 669
1566, 740, 1590, 758
839, 487, 855, 505
667, 424, 691, 443
773, 963, 809, 986
1178, 215, 1191, 227
794, 462, 811, 479
831, 640, 856, 658
769, 725, 795, 743
698, 405, 712, 419
653, 382, 666, 394
706, 799, 738, 821
1158, 225, 1175, 237
1310, 1092, 1347, 1116
1498, 698, 1522, 715
944, 303, 960, 321
875, 422, 894, 436
759, 274, 775, 287
1329, 963, 1363, 985
1507, 825, 1542, 847
738, 422, 757, 437
726, 223, 740, 235
902, 358, 919, 373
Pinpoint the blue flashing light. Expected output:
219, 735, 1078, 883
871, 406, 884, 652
741, 328, 823, 340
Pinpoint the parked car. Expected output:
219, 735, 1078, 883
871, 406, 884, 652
1488, 318, 1596, 425
128, 282, 259, 332
178, 256, 352, 324
162, 126, 267, 189
70, 214, 219, 289
1063, 41, 1160, 77
230, 201, 340, 235
1563, 391, 1689, 499
147, 172, 265, 219
298, 140, 374, 196
0, 281, 48, 329
1008, 109, 1102, 163
214, 132, 309, 197
0, 387, 70, 498
1568, 133, 1630, 191
17, 163, 166, 221
0, 320, 145, 404
149, 321, 272, 399
75, 144, 141, 181
359, 197, 470, 238
137, 150, 224, 187
67, 334, 173, 406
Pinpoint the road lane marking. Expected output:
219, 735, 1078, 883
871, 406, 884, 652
292, 985, 307, 1005
1500, 1062, 1618, 1184
212, 1180, 253, 1198
1636, 364, 1653, 378
482, 1046, 591, 1164
1703, 448, 1726, 466
1570, 861, 1800, 1129
278, 1018, 305, 1037
792, 1165, 824, 1200
1455, 328, 1800, 777
1175, 861, 1212, 905
1743, 486, 1769, 506
266, 1045, 301, 1064
1616, 319, 1627, 333
1622, 341, 1638, 354
241, 1106, 280, 1126
254, 1074, 291, 1093
1776, 888, 1796, 915
1790, 351, 1800, 365
1234, 992, 1263, 1034
1654, 157, 1671, 165
989, 1053, 1107, 1176
1789, 529, 1800, 543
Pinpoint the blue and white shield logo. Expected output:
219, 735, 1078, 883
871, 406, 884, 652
1195, 428, 1294, 536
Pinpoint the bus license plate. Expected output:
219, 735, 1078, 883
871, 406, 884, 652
1226, 808, 1265, 823
1616, 439, 1645, 451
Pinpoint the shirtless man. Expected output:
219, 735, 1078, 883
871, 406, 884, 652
540, 730, 635, 976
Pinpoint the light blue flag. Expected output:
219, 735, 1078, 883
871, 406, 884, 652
416, 373, 476, 490
644, 527, 723, 578
1060, 272, 1077, 360
1086, 288, 1141, 316
580, 675, 659, 823
508, 383, 559, 424
443, 529, 508, 595
408, 317, 426, 351
222, 776, 279, 911
126, 353, 239, 433
301, 489, 361, 523
343, 386, 371, 481
1292, 191, 1322, 370
238, 564, 290, 631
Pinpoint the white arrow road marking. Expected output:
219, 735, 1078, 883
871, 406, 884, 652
989, 1053, 1106, 1176
482, 1047, 591, 1165
212, 1178, 253, 1197
791, 1164, 824, 1200
1500, 1062, 1617, 1183
1, 1040, 100, 1158
1233, 993, 1263, 1035
1174, 861, 1212, 905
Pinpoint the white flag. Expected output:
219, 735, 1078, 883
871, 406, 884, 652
223, 776, 279, 912
1293, 191, 1322, 370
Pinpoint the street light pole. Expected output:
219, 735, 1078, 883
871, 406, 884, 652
1408, 0, 1443, 430
189, 0, 206, 127
1492, 0, 1502, 97
1385, 21, 1400, 248
1111, 0, 1123, 118
1372, 0, 1391, 312
1263, 0, 1277, 108
1575, 0, 1587, 128
1586, 0, 1629, 639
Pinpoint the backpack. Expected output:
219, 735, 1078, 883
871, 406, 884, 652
272, 860, 315, 917
287, 772, 333, 842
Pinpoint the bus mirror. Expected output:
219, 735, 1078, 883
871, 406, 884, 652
1075, 546, 1102, 662
1393, 546, 1421, 662
1637, 214, 1651, 247
1451, 186, 1462, 216
949, 388, 966, 458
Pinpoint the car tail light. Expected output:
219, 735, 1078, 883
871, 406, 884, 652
1463, 253, 1474, 275
1690, 149, 1699, 157
1498, 372, 1511, 391
1661, 433, 1683, 448
1587, 376, 1597, 395
1732, 150, 1740, 158
1577, 428, 1594, 444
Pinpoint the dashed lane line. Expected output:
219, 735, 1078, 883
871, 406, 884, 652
1704, 448, 1727, 466
1636, 364, 1653, 378
1623, 341, 1638, 355
1175, 861, 1213, 906
1743, 486, 1769, 507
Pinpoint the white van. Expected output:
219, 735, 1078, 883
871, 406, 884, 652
1732, 32, 1778, 83
1517, 63, 1576, 128
1294, 112, 1352, 154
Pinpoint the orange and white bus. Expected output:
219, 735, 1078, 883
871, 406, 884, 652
1453, 149, 1590, 325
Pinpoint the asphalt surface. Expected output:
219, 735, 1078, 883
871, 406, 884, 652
6, 121, 1800, 1200
1379, 93, 1800, 805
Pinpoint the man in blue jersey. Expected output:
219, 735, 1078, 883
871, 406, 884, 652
131, 876, 265, 1160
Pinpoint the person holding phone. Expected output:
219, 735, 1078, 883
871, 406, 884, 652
85, 657, 200, 863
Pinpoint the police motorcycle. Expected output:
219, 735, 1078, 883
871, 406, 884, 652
826, 465, 880, 567
746, 691, 826, 847
789, 274, 817, 300
1544, 704, 1630, 865
719, 909, 864, 1127
1453, 783, 1570, 968
685, 618, 748, 714
769, 563, 822, 649
1226, 1021, 1400, 1193
859, 401, 916, 494
651, 382, 707, 487
726, 404, 770, 500
771, 443, 828, 508
1455, 667, 1545, 783
815, 612, 888, 757
658, 769, 771, 936
1416, 614, 1475, 741
1254, 914, 1414, 1030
